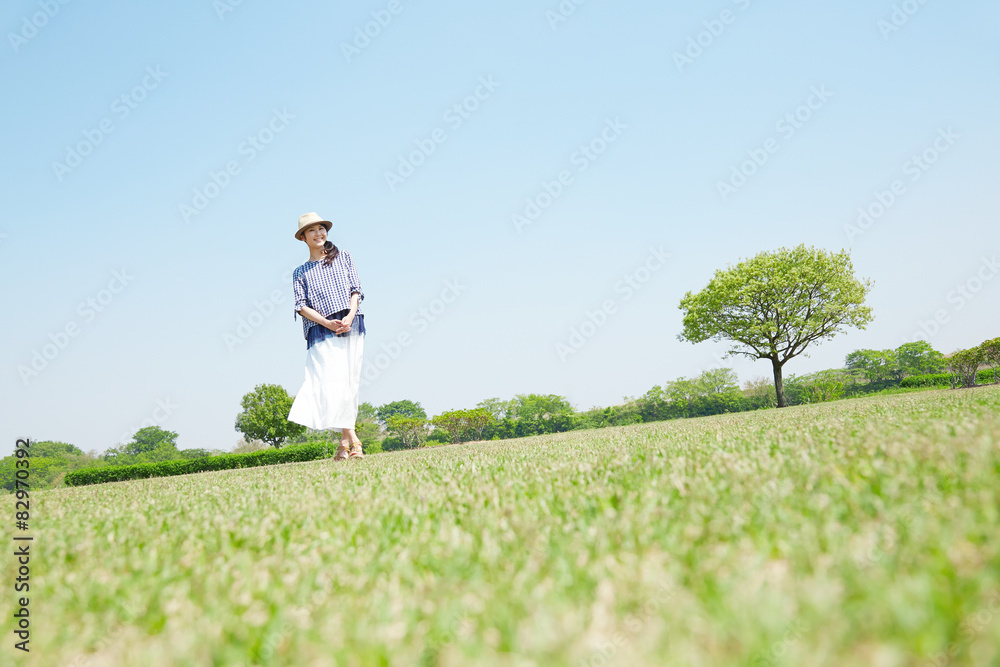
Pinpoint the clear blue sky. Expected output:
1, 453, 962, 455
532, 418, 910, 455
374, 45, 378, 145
2, 0, 998, 457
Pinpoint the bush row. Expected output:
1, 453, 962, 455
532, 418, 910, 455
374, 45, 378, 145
899, 369, 998, 388
64, 443, 333, 487
900, 373, 951, 388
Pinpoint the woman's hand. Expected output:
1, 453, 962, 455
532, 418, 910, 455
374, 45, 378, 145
327, 315, 353, 334
327, 293, 361, 334
301, 306, 354, 334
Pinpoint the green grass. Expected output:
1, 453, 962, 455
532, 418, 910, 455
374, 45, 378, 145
5, 386, 1000, 666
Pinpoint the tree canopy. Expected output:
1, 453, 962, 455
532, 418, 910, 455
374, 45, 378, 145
124, 426, 179, 456
845, 341, 946, 384
679, 244, 873, 407
510, 394, 574, 422
234, 384, 305, 449
357, 402, 378, 422
375, 400, 427, 427
948, 348, 983, 388
29, 440, 84, 458
0, 440, 97, 491
897, 341, 946, 377
977, 338, 999, 376
845, 349, 898, 383
430, 408, 495, 444
476, 397, 516, 421
384, 415, 429, 449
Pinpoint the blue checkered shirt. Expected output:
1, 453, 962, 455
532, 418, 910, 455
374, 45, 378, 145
293, 250, 365, 340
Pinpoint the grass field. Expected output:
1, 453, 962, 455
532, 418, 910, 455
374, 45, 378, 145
5, 386, 1000, 666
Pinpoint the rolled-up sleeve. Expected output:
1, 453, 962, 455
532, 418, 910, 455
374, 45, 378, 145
293, 270, 307, 319
346, 251, 364, 302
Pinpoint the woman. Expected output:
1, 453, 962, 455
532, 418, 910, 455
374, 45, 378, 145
287, 211, 367, 460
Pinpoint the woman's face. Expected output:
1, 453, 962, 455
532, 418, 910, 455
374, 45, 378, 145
303, 224, 327, 249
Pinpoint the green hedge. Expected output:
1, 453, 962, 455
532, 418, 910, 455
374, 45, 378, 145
64, 443, 333, 487
900, 369, 998, 388
900, 373, 951, 388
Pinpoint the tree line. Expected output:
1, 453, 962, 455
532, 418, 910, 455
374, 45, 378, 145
5, 335, 995, 491
0, 430, 223, 492
7, 243, 997, 489
231, 333, 998, 454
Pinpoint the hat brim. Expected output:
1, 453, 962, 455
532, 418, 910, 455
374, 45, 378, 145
295, 220, 332, 240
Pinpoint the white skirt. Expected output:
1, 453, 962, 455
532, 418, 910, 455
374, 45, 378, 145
288, 332, 365, 430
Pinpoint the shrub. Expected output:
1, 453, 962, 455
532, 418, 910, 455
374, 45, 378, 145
948, 348, 984, 388
178, 448, 220, 460
900, 373, 951, 388
380, 436, 407, 452
896, 340, 946, 376
427, 429, 452, 444
429, 409, 495, 443
64, 443, 332, 487
234, 384, 304, 448
385, 416, 429, 448
232, 438, 269, 454
980, 338, 1000, 383
784, 371, 847, 405
742, 377, 777, 410
362, 439, 384, 455
899, 369, 997, 388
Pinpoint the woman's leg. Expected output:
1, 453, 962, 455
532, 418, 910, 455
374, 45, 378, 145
343, 426, 363, 458
334, 428, 350, 461
342, 333, 365, 456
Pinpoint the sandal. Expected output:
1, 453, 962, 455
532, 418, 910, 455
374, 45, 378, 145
348, 441, 364, 459
334, 443, 350, 461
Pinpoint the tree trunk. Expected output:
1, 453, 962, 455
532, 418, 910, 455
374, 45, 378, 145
772, 357, 787, 408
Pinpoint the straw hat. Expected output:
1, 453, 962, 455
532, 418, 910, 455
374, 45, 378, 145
294, 212, 332, 240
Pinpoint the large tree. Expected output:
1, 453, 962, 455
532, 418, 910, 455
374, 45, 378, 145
357, 402, 378, 423
896, 340, 946, 377
679, 244, 873, 408
234, 384, 305, 449
978, 338, 1000, 383
948, 348, 983, 388
124, 426, 179, 457
511, 394, 574, 421
385, 415, 429, 449
693, 368, 740, 395
844, 349, 897, 383
476, 397, 518, 421
375, 400, 426, 427
28, 440, 84, 459
430, 408, 496, 444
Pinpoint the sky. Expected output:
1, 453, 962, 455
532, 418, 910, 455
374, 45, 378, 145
1, 0, 998, 458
